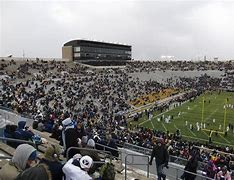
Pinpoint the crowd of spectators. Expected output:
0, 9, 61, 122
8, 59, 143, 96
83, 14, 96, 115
126, 60, 234, 72
1, 58, 234, 178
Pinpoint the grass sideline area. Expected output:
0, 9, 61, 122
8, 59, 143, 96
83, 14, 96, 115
132, 91, 234, 146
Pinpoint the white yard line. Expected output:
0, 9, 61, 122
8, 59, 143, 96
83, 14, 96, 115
218, 134, 230, 144
162, 123, 167, 131
174, 124, 179, 130
151, 121, 155, 129
139, 119, 149, 126
201, 130, 209, 137
187, 127, 197, 137
204, 108, 218, 121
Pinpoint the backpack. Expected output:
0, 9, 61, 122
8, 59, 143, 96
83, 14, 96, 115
100, 162, 115, 180
31, 134, 42, 145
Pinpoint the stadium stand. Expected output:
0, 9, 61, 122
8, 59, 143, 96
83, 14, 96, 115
0, 59, 234, 179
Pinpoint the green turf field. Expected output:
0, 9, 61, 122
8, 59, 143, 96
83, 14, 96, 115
134, 91, 234, 147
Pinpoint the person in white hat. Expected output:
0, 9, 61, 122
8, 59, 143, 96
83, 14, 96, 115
62, 155, 93, 180
80, 138, 102, 174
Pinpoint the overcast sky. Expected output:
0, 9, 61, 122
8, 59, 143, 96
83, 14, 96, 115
1, 0, 234, 60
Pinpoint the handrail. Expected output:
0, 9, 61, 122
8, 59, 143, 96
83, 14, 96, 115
194, 145, 234, 156
0, 156, 12, 159
95, 143, 121, 161
123, 143, 209, 171
124, 153, 149, 180
168, 163, 214, 180
0, 136, 36, 148
66, 147, 113, 161
124, 142, 152, 155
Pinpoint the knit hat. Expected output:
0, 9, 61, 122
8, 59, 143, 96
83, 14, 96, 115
80, 155, 93, 169
87, 139, 95, 148
28, 151, 37, 161
81, 136, 88, 144
44, 144, 61, 161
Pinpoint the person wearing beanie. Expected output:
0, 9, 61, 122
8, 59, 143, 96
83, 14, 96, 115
39, 144, 64, 180
87, 139, 95, 148
81, 135, 88, 147
63, 155, 93, 180
0, 144, 37, 180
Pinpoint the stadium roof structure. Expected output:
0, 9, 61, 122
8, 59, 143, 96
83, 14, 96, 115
63, 39, 131, 47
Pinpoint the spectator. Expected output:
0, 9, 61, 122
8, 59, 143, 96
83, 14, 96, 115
205, 159, 217, 179
15, 121, 34, 141
215, 166, 232, 180
39, 144, 64, 180
107, 138, 119, 158
149, 138, 169, 180
61, 118, 78, 158
181, 149, 199, 180
62, 155, 93, 180
81, 135, 88, 148
81, 138, 102, 174
0, 144, 37, 180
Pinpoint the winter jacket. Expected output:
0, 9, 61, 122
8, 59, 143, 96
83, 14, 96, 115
39, 158, 64, 180
149, 144, 169, 166
62, 159, 92, 180
15, 121, 34, 140
63, 128, 79, 158
183, 156, 198, 180
15, 164, 52, 180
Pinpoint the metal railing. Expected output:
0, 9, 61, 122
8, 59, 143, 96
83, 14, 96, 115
66, 146, 113, 161
0, 156, 12, 160
95, 143, 122, 161
123, 142, 152, 155
124, 153, 149, 180
167, 164, 214, 180
0, 136, 36, 148
123, 143, 209, 172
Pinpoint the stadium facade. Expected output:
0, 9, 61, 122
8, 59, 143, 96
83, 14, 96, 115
62, 39, 132, 64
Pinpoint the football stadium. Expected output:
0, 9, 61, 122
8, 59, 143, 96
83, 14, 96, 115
0, 57, 234, 179
1, 1, 234, 179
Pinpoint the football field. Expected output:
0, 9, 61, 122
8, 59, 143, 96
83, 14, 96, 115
135, 91, 234, 146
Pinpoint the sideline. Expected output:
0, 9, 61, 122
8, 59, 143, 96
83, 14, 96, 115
182, 134, 233, 147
